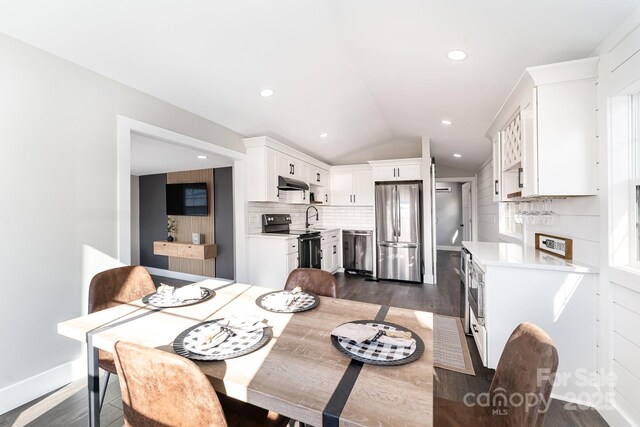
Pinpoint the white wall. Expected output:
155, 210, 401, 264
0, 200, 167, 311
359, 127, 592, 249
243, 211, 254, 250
130, 175, 140, 265
476, 159, 500, 242
436, 163, 475, 179
435, 183, 463, 249
0, 33, 245, 413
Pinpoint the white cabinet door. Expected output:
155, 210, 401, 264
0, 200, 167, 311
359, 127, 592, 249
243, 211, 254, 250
330, 171, 353, 205
372, 165, 397, 181
321, 242, 331, 271
308, 167, 323, 186
331, 242, 340, 272
491, 133, 501, 202
396, 164, 421, 180
520, 89, 537, 197
287, 251, 298, 277
352, 169, 374, 206
294, 160, 307, 182
277, 153, 291, 178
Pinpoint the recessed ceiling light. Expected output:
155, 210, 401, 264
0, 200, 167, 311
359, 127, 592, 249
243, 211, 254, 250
260, 88, 274, 98
319, 133, 329, 138
441, 119, 453, 126
447, 49, 468, 61
453, 153, 462, 158
197, 155, 208, 159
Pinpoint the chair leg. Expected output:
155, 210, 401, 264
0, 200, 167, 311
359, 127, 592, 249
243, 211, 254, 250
99, 371, 111, 412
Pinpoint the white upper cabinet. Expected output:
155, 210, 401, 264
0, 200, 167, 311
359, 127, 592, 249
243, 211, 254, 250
487, 57, 598, 199
330, 165, 374, 206
244, 136, 330, 203
369, 158, 422, 182
491, 133, 501, 202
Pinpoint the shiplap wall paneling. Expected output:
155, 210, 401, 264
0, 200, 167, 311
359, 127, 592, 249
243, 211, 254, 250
167, 169, 215, 276
476, 159, 499, 242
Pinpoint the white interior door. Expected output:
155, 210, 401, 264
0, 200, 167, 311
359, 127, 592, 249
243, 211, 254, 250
462, 182, 472, 241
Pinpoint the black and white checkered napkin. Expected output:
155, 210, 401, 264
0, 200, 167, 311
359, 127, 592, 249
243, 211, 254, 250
147, 285, 208, 308
182, 316, 266, 357
336, 322, 417, 362
259, 291, 317, 312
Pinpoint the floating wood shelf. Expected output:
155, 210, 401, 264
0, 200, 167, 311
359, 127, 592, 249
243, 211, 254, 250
153, 241, 217, 260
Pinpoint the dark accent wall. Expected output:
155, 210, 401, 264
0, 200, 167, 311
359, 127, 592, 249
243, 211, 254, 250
214, 167, 234, 279
139, 173, 168, 269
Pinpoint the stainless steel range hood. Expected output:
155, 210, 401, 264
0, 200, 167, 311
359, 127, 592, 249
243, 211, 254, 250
278, 176, 309, 191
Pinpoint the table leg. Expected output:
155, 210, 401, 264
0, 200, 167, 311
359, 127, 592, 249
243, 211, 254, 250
87, 340, 100, 427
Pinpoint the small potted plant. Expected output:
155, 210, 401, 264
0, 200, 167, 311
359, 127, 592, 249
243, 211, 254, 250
167, 217, 177, 242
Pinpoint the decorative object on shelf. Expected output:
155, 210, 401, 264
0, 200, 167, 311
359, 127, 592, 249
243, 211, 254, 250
166, 217, 177, 242
192, 233, 202, 244
535, 233, 573, 260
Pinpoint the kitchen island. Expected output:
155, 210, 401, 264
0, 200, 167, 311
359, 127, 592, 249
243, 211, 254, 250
462, 241, 598, 405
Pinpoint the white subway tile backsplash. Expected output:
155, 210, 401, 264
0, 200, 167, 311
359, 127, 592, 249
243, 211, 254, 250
247, 202, 374, 233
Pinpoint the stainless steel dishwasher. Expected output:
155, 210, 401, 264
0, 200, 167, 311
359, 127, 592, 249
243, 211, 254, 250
342, 230, 373, 274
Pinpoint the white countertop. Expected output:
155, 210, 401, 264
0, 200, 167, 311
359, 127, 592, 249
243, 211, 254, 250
248, 233, 297, 240
462, 241, 597, 274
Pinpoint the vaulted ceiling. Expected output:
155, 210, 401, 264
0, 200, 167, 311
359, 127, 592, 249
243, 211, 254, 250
0, 0, 637, 170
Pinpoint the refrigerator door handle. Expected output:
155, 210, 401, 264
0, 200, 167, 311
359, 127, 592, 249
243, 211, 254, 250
396, 185, 401, 239
391, 185, 398, 239
379, 242, 419, 248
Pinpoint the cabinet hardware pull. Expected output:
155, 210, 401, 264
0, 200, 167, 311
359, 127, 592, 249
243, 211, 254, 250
393, 168, 396, 178
333, 245, 336, 254
494, 179, 499, 195
397, 167, 400, 177
353, 194, 356, 203
518, 167, 523, 189
325, 194, 328, 203
317, 172, 320, 182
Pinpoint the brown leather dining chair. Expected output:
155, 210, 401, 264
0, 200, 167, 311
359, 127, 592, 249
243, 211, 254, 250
434, 322, 559, 427
284, 268, 339, 298
113, 340, 289, 427
88, 265, 157, 411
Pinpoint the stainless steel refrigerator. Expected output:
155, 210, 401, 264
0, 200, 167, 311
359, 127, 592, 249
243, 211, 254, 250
375, 182, 423, 282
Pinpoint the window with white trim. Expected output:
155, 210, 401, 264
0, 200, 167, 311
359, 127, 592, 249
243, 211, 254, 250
611, 90, 640, 269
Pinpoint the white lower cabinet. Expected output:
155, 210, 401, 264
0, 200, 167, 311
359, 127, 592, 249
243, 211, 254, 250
286, 251, 299, 278
465, 243, 598, 401
321, 230, 341, 273
248, 236, 299, 289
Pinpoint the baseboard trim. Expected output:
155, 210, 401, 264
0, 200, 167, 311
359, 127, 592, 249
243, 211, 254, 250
0, 357, 85, 415
437, 245, 462, 251
145, 267, 211, 283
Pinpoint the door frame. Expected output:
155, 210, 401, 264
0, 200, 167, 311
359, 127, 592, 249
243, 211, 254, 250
433, 176, 478, 245
116, 115, 248, 282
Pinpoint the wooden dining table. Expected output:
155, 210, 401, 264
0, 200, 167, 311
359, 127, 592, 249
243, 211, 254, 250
57, 280, 434, 427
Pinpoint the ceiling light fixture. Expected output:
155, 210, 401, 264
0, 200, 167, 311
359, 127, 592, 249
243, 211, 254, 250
453, 153, 462, 158
441, 119, 453, 126
197, 155, 208, 159
447, 49, 468, 61
260, 88, 274, 98
319, 133, 329, 138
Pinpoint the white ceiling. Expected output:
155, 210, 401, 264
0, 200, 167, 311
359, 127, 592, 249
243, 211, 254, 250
130, 133, 233, 176
0, 1, 637, 170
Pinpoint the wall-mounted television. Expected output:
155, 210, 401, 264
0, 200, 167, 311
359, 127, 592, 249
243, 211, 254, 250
166, 183, 208, 216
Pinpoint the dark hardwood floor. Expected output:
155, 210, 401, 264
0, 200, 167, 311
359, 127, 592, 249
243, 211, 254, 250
0, 252, 607, 426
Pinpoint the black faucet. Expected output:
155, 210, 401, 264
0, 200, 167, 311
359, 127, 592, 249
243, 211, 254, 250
305, 205, 319, 229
